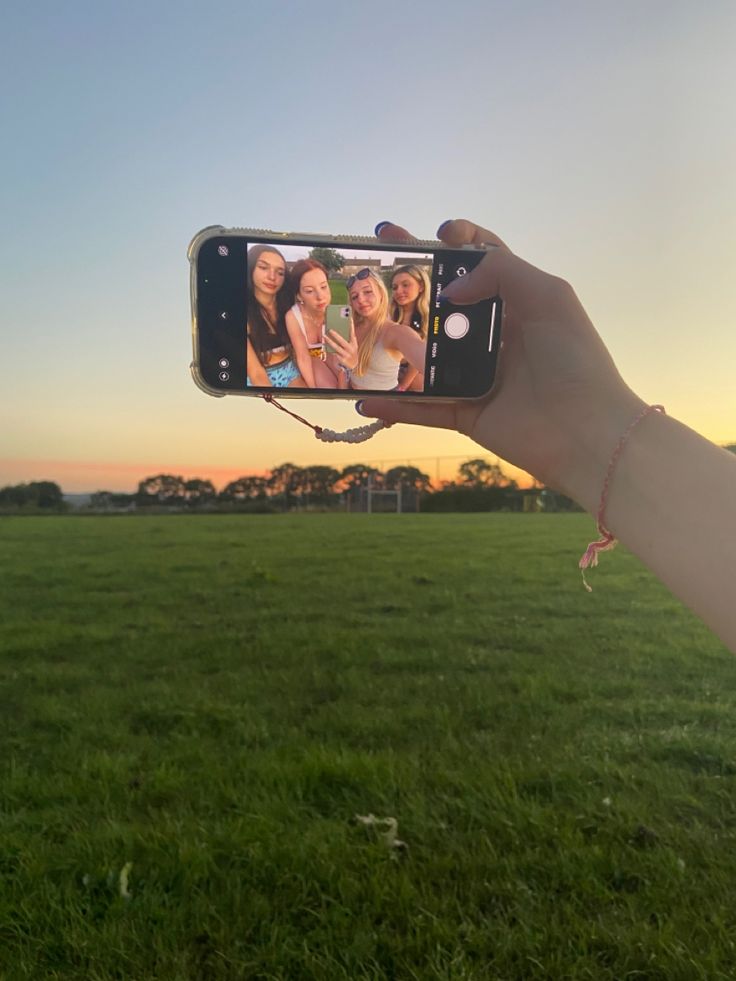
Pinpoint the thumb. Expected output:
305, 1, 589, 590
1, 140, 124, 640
440, 245, 503, 305
356, 398, 459, 432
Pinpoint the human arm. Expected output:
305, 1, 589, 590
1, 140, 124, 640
399, 364, 421, 392
382, 320, 426, 375
246, 337, 272, 387
325, 352, 351, 389
359, 219, 736, 651
285, 310, 316, 388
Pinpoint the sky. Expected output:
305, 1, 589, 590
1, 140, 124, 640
1, 1, 734, 492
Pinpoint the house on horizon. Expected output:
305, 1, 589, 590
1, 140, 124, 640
340, 256, 433, 279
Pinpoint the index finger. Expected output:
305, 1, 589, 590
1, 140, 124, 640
438, 219, 510, 251
375, 222, 416, 244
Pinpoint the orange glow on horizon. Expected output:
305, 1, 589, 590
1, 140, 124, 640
0, 455, 538, 494
0, 458, 271, 494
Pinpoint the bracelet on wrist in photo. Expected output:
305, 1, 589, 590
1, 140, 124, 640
579, 403, 665, 591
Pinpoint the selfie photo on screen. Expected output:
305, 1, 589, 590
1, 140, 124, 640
245, 244, 432, 393
191, 228, 501, 400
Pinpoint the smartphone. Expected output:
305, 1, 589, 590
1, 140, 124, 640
188, 226, 502, 399
324, 304, 351, 355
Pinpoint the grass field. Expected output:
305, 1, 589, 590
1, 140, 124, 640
1, 513, 734, 980
329, 280, 348, 305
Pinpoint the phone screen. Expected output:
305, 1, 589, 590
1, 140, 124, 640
192, 231, 501, 398
324, 305, 351, 355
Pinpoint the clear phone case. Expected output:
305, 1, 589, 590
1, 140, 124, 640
188, 225, 497, 401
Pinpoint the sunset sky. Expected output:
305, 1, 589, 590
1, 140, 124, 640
2, 2, 734, 493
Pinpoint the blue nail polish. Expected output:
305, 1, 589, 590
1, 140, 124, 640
436, 219, 452, 237
355, 400, 367, 416
374, 221, 391, 236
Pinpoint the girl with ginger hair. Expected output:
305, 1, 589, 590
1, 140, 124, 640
286, 258, 357, 388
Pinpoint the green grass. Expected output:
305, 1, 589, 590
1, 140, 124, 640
1, 514, 734, 979
329, 280, 348, 305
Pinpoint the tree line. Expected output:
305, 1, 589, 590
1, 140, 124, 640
124, 459, 527, 512
93, 458, 572, 513
4, 446, 734, 514
0, 459, 541, 514
0, 481, 65, 511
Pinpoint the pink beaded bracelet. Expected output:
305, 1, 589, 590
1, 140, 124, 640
579, 403, 665, 591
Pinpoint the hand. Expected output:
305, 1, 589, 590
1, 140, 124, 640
361, 220, 644, 508
325, 323, 358, 370
246, 337, 273, 387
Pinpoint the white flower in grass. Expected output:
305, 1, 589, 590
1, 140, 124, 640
354, 813, 408, 857
119, 861, 133, 899
602, 797, 612, 807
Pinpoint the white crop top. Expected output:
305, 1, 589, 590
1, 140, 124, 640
352, 337, 400, 390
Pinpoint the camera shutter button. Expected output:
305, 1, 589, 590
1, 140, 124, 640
444, 313, 470, 340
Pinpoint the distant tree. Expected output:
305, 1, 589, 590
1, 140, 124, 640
384, 465, 432, 494
537, 488, 582, 512
0, 481, 64, 509
726, 444, 736, 455
338, 464, 384, 491
421, 485, 524, 513
136, 474, 186, 507
89, 491, 135, 510
299, 465, 341, 506
457, 457, 516, 488
219, 476, 268, 502
33, 481, 64, 508
183, 479, 216, 508
90, 491, 113, 509
308, 247, 345, 274
0, 484, 23, 508
267, 463, 304, 509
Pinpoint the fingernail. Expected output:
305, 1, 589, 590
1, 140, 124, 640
436, 220, 452, 237
374, 221, 391, 236
355, 400, 368, 416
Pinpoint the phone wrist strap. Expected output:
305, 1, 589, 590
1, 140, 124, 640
579, 403, 665, 590
261, 393, 391, 443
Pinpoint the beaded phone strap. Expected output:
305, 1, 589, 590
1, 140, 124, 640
579, 404, 665, 590
262, 393, 390, 443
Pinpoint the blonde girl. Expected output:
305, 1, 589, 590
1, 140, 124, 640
342, 268, 426, 391
390, 264, 430, 392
